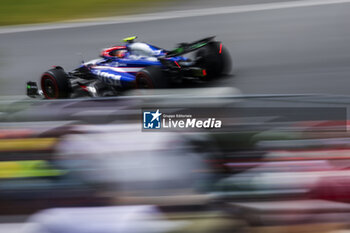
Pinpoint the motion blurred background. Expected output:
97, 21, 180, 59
2, 0, 350, 233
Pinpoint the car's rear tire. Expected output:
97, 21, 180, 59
196, 42, 232, 78
135, 66, 168, 89
41, 67, 71, 99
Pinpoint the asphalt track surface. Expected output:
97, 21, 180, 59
1, 1, 350, 230
1, 0, 350, 96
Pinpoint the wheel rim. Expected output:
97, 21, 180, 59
136, 73, 153, 89
42, 75, 59, 99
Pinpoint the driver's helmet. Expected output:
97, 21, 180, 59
115, 49, 127, 58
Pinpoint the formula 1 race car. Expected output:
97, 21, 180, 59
27, 36, 231, 99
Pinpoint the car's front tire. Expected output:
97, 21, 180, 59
135, 66, 168, 89
41, 67, 71, 99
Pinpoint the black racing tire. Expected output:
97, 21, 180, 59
135, 66, 168, 89
41, 67, 71, 99
196, 41, 232, 79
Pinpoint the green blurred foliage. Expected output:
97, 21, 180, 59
0, 0, 168, 26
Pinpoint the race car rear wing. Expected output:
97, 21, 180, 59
165, 36, 216, 57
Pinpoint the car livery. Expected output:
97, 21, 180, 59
27, 36, 231, 99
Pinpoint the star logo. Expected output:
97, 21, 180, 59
143, 109, 162, 129
151, 109, 162, 122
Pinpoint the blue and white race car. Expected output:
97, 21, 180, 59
27, 36, 231, 99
